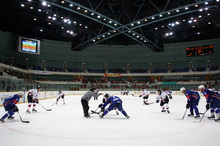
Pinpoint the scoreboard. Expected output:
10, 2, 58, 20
186, 45, 214, 57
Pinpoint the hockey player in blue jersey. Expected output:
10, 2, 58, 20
0, 91, 24, 122
100, 93, 130, 119
198, 85, 220, 122
180, 87, 200, 118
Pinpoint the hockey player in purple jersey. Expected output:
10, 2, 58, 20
198, 85, 220, 122
100, 93, 130, 119
180, 87, 200, 118
0, 92, 24, 122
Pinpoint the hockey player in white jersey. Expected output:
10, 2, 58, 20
156, 89, 172, 113
139, 89, 150, 105
56, 91, 65, 105
26, 86, 41, 113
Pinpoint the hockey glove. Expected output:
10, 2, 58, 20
12, 106, 19, 112
101, 108, 104, 112
156, 100, 159, 103
98, 104, 103, 108
35, 99, 39, 104
186, 104, 190, 109
206, 104, 210, 110
139, 95, 142, 97
168, 95, 173, 99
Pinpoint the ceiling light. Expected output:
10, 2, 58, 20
131, 23, 134, 26
207, 13, 210, 16
162, 25, 164, 28
193, 19, 197, 22
91, 13, 94, 15
205, 8, 208, 10
137, 21, 141, 24
48, 22, 51, 25
77, 7, 80, 10
183, 19, 186, 22
102, 35, 105, 37
34, 18, 37, 21
208, 22, 211, 24
199, 15, 202, 18
97, 15, 101, 18
128, 31, 131, 33
40, 29, 43, 32
79, 24, 82, 26
205, 2, 208, 5
21, 4, 25, 7
197, 32, 200, 34
52, 17, 56, 21
136, 36, 140, 38
152, 17, 155, 19
188, 20, 192, 23
42, 1, 47, 6
30, 7, 33, 9
144, 19, 148, 22
159, 14, 162, 17
192, 26, 195, 28
167, 12, 171, 15
176, 10, 179, 12
185, 7, 188, 10
109, 21, 112, 24
70, 4, 73, 7
113, 30, 116, 33
93, 39, 95, 42
114, 23, 117, 26
169, 32, 173, 35
217, 0, 220, 2
61, 1, 65, 4
175, 21, 180, 25
84, 10, 88, 13
61, 27, 64, 29
195, 5, 198, 7
85, 26, 88, 28
63, 19, 68, 23
103, 18, 106, 21
199, 9, 203, 12
155, 28, 158, 30
108, 33, 110, 35
48, 16, 51, 19
132, 33, 135, 36
38, 9, 42, 12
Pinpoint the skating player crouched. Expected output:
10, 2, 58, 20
155, 89, 172, 113
98, 94, 119, 115
180, 87, 200, 118
0, 92, 24, 122
56, 91, 65, 105
26, 86, 41, 113
99, 93, 130, 119
198, 85, 220, 122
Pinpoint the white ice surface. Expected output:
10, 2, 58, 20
0, 94, 219, 146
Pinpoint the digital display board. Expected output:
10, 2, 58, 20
18, 37, 40, 55
186, 45, 213, 57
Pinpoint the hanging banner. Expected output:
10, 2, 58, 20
104, 73, 121, 77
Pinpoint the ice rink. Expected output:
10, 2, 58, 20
0, 93, 219, 146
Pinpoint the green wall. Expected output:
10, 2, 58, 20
0, 31, 219, 71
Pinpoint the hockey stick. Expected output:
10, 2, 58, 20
17, 112, 30, 123
132, 94, 138, 97
194, 110, 208, 123
38, 103, 52, 111
51, 102, 56, 106
33, 99, 52, 111
182, 108, 188, 120
91, 107, 100, 114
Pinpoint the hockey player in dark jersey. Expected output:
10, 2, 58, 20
96, 94, 119, 115
180, 87, 200, 118
99, 93, 129, 119
0, 92, 24, 122
198, 85, 220, 122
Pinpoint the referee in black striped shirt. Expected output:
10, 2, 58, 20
81, 87, 103, 118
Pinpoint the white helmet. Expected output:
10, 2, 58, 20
18, 91, 24, 97
180, 87, 186, 92
198, 85, 205, 90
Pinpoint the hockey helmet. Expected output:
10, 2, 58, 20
180, 87, 186, 92
90, 87, 96, 91
104, 93, 110, 98
198, 85, 205, 91
157, 89, 162, 95
18, 91, 24, 97
37, 85, 41, 89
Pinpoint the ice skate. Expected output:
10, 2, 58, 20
126, 115, 130, 119
8, 116, 14, 119
26, 109, 31, 113
188, 114, 194, 117
32, 109, 37, 112
99, 114, 104, 118
194, 115, 200, 119
167, 110, 170, 113
207, 115, 215, 120
214, 118, 220, 122
161, 110, 166, 112
0, 118, 4, 122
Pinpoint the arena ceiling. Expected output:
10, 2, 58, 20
0, 0, 220, 51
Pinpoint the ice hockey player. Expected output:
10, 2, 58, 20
121, 90, 129, 95
97, 94, 119, 115
56, 91, 65, 105
26, 85, 41, 113
0, 91, 24, 122
198, 85, 220, 122
139, 88, 150, 105
180, 87, 200, 118
156, 89, 172, 113
99, 93, 130, 119
81, 87, 103, 118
